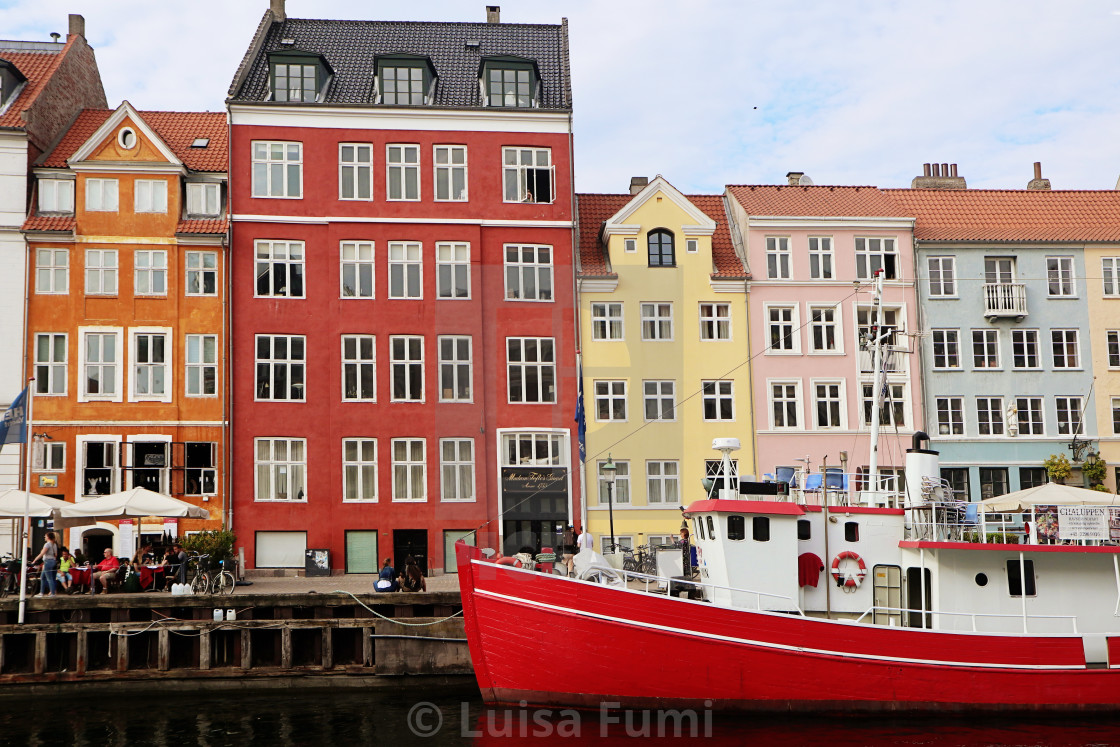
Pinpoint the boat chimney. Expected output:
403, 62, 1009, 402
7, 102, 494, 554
905, 431, 940, 506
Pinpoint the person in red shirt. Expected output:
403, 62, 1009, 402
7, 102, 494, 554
92, 548, 120, 594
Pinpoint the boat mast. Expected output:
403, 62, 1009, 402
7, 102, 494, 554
866, 270, 886, 496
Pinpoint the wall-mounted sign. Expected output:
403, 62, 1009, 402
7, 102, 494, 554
38, 474, 58, 488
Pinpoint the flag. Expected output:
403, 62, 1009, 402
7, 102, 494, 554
0, 388, 27, 446
574, 359, 586, 463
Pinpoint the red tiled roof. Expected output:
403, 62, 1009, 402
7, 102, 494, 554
21, 215, 74, 232
39, 109, 227, 172
176, 218, 228, 235
726, 184, 906, 218
884, 189, 1120, 242
0, 46, 67, 130
576, 193, 745, 278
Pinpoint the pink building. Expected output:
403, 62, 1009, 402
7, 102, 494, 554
725, 181, 922, 494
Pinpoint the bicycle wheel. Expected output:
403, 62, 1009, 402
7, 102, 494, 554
215, 571, 235, 596
190, 573, 209, 595
623, 557, 638, 573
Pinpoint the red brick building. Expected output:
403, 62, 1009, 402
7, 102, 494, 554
226, 3, 579, 573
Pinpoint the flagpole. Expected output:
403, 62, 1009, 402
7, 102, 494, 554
17, 379, 34, 624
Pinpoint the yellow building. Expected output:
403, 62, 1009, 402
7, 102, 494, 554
1086, 243, 1120, 491
575, 177, 753, 552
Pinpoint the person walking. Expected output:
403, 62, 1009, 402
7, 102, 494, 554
31, 531, 59, 597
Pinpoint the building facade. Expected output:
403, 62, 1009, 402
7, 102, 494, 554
226, 3, 579, 573
22, 102, 228, 556
576, 177, 751, 551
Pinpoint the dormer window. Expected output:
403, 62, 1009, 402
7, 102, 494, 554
0, 60, 27, 110
648, 229, 675, 267
38, 179, 74, 215
269, 53, 329, 103
186, 183, 221, 217
376, 56, 435, 106
481, 58, 538, 108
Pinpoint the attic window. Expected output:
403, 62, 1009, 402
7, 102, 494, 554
270, 54, 326, 103
466, 39, 480, 48
376, 56, 434, 106
118, 128, 137, 150
482, 58, 537, 108
191, 138, 210, 148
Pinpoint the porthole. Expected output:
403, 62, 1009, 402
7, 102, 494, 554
118, 127, 137, 149
975, 573, 988, 587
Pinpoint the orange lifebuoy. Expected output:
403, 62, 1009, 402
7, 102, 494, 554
496, 556, 521, 568
831, 551, 867, 590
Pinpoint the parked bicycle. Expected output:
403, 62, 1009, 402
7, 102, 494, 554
621, 544, 658, 576
188, 552, 235, 596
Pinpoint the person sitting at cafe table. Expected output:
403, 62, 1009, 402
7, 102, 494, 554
91, 548, 120, 594
57, 548, 75, 593
162, 544, 187, 589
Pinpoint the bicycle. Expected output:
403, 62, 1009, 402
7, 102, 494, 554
188, 553, 235, 596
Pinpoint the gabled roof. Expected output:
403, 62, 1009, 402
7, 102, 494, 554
21, 214, 74, 233
0, 45, 66, 130
884, 189, 1120, 243
39, 109, 227, 172
228, 15, 572, 110
176, 218, 228, 235
726, 184, 907, 218
577, 192, 744, 279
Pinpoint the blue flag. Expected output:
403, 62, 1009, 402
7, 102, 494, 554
0, 388, 27, 446
574, 360, 586, 463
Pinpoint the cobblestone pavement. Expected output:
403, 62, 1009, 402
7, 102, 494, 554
237, 572, 461, 594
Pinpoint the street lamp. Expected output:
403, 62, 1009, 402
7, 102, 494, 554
602, 455, 617, 554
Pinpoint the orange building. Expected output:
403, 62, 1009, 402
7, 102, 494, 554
22, 101, 227, 556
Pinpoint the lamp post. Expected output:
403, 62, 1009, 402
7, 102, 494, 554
602, 455, 617, 554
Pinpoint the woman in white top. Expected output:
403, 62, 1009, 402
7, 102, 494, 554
32, 531, 59, 597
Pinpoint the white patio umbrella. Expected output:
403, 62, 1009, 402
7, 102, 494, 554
0, 489, 71, 518
979, 482, 1120, 513
52, 487, 210, 529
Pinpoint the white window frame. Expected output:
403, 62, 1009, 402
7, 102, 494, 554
34, 332, 67, 396
1113, 397, 1120, 436
1016, 397, 1044, 436
504, 244, 553, 301
1046, 256, 1075, 298
686, 239, 699, 254
640, 302, 673, 341
255, 334, 306, 402
502, 146, 554, 204
186, 182, 221, 217
251, 141, 303, 199
927, 256, 957, 297
768, 379, 801, 430
643, 380, 676, 422
255, 240, 305, 298
440, 438, 475, 502
1056, 396, 1084, 436
185, 251, 218, 296
699, 302, 731, 341
766, 236, 791, 279
766, 304, 799, 353
935, 397, 964, 436
931, 329, 961, 370
1103, 257, 1120, 297
78, 326, 123, 403
36, 248, 68, 294
185, 333, 218, 398
593, 380, 628, 422
133, 179, 168, 213
342, 334, 376, 402
33, 441, 65, 472
438, 335, 472, 403
597, 459, 630, 505
254, 437, 307, 501
624, 238, 636, 253
85, 249, 118, 296
861, 381, 908, 428
340, 241, 375, 299
808, 237, 833, 279
133, 250, 167, 296
38, 179, 74, 214
971, 329, 1001, 369
855, 237, 898, 279
129, 327, 172, 403
386, 144, 420, 201
702, 379, 735, 422
808, 306, 840, 353
77, 434, 121, 499
1051, 329, 1081, 369
506, 337, 556, 404
390, 335, 424, 402
976, 396, 1005, 436
342, 438, 377, 502
810, 379, 845, 429
339, 143, 373, 201
85, 178, 118, 212
434, 145, 468, 201
1011, 329, 1041, 370
388, 241, 423, 299
591, 302, 624, 341
1108, 330, 1120, 369
436, 242, 470, 299
391, 438, 427, 501
646, 460, 680, 505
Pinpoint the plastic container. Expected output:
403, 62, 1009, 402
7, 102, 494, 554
226, 608, 237, 621
212, 608, 223, 621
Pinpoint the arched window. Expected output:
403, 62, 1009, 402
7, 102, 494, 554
648, 229, 675, 267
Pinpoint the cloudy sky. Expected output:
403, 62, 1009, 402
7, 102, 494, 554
4, 0, 1119, 193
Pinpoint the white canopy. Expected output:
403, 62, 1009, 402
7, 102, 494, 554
979, 482, 1120, 513
0, 489, 71, 518
52, 487, 210, 528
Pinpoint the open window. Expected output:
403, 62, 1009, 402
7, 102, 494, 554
124, 442, 168, 493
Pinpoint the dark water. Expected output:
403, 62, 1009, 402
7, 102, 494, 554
2, 686, 1120, 746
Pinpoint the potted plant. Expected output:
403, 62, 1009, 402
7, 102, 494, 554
1043, 453, 1072, 485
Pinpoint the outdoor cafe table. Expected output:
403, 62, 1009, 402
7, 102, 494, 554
138, 565, 165, 591
69, 566, 92, 589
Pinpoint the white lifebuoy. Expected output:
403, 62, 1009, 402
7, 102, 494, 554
831, 551, 867, 591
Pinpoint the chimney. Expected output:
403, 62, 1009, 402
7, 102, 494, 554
67, 14, 85, 39
786, 172, 804, 186
629, 176, 649, 195
486, 5, 501, 23
270, 0, 286, 21
911, 161, 967, 189
1027, 161, 1051, 191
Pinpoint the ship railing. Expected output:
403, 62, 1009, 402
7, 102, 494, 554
906, 500, 974, 541
854, 604, 1079, 634
614, 567, 805, 616
787, 470, 905, 509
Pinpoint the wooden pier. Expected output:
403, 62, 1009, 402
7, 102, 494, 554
0, 591, 470, 687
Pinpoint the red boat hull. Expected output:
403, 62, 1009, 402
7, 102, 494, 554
455, 542, 1120, 712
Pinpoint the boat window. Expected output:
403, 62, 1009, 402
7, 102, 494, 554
752, 516, 770, 542
695, 517, 705, 540
975, 573, 988, 587
706, 515, 716, 539
844, 521, 859, 542
727, 515, 745, 540
797, 519, 810, 540
1006, 559, 1036, 597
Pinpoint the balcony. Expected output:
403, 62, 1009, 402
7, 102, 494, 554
982, 283, 1027, 319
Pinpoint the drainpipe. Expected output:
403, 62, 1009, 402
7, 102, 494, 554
567, 110, 585, 535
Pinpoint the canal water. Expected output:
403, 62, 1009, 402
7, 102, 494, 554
2, 686, 1119, 746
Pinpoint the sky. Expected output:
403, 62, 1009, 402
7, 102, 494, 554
3, 0, 1120, 194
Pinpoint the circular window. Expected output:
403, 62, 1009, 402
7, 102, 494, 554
118, 127, 137, 149
975, 573, 988, 587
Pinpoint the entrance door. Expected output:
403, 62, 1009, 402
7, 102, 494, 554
984, 257, 1015, 284
346, 530, 378, 574
872, 564, 902, 626
393, 529, 428, 576
905, 566, 932, 628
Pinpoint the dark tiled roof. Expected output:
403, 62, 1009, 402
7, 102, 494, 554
576, 193, 746, 279
884, 189, 1120, 242
22, 215, 74, 232
0, 46, 66, 129
40, 109, 227, 172
727, 184, 906, 218
176, 218, 228, 235
229, 17, 571, 110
